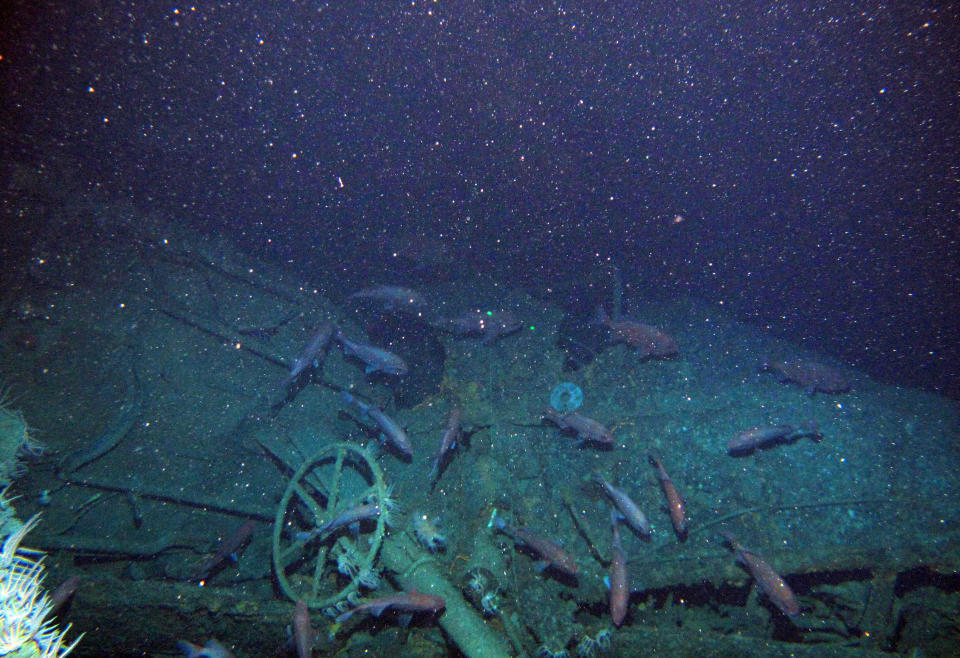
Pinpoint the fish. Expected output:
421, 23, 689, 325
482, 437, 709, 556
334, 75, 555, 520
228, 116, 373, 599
348, 285, 430, 314
293, 600, 313, 658
335, 330, 409, 376
283, 322, 335, 385
176, 639, 236, 658
488, 508, 578, 576
722, 532, 801, 617
341, 391, 413, 457
595, 306, 678, 359
334, 589, 446, 624
594, 473, 651, 538
192, 520, 256, 581
48, 575, 81, 614
542, 407, 614, 446
727, 421, 822, 456
295, 502, 381, 543
760, 358, 850, 395
372, 227, 458, 276
607, 509, 630, 626
430, 406, 462, 478
437, 309, 522, 343
649, 453, 687, 541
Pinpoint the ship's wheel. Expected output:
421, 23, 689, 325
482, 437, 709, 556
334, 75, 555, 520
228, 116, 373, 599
272, 442, 389, 608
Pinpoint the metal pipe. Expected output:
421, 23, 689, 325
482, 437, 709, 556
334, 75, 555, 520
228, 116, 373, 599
379, 532, 513, 658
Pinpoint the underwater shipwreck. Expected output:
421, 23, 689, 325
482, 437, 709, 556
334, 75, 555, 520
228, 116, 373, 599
1, 207, 959, 658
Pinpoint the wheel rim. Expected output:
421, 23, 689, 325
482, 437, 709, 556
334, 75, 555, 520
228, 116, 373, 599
272, 442, 388, 608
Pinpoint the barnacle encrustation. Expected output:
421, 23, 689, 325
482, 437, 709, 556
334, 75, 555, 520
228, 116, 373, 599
357, 567, 381, 590
594, 628, 612, 650
575, 634, 598, 658
480, 588, 501, 617
460, 566, 499, 612
536, 647, 570, 658
336, 545, 361, 578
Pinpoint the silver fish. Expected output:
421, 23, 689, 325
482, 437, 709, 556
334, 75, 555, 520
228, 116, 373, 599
335, 330, 409, 376
341, 391, 412, 457
594, 473, 651, 538
283, 322, 335, 385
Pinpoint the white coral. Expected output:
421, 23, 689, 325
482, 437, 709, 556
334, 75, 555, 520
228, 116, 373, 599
0, 515, 81, 657
357, 567, 380, 590
466, 571, 485, 595
480, 589, 500, 617
375, 486, 397, 526
594, 628, 612, 651
412, 513, 446, 553
0, 397, 40, 490
336, 549, 359, 578
0, 394, 45, 540
575, 635, 597, 658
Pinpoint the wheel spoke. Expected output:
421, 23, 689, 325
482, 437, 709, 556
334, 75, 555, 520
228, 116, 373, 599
327, 446, 347, 510
303, 470, 330, 498
311, 544, 330, 597
278, 537, 307, 565
299, 464, 331, 499
292, 481, 327, 521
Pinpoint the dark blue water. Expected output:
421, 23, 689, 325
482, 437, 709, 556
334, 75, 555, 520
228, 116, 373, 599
2, 3, 957, 399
